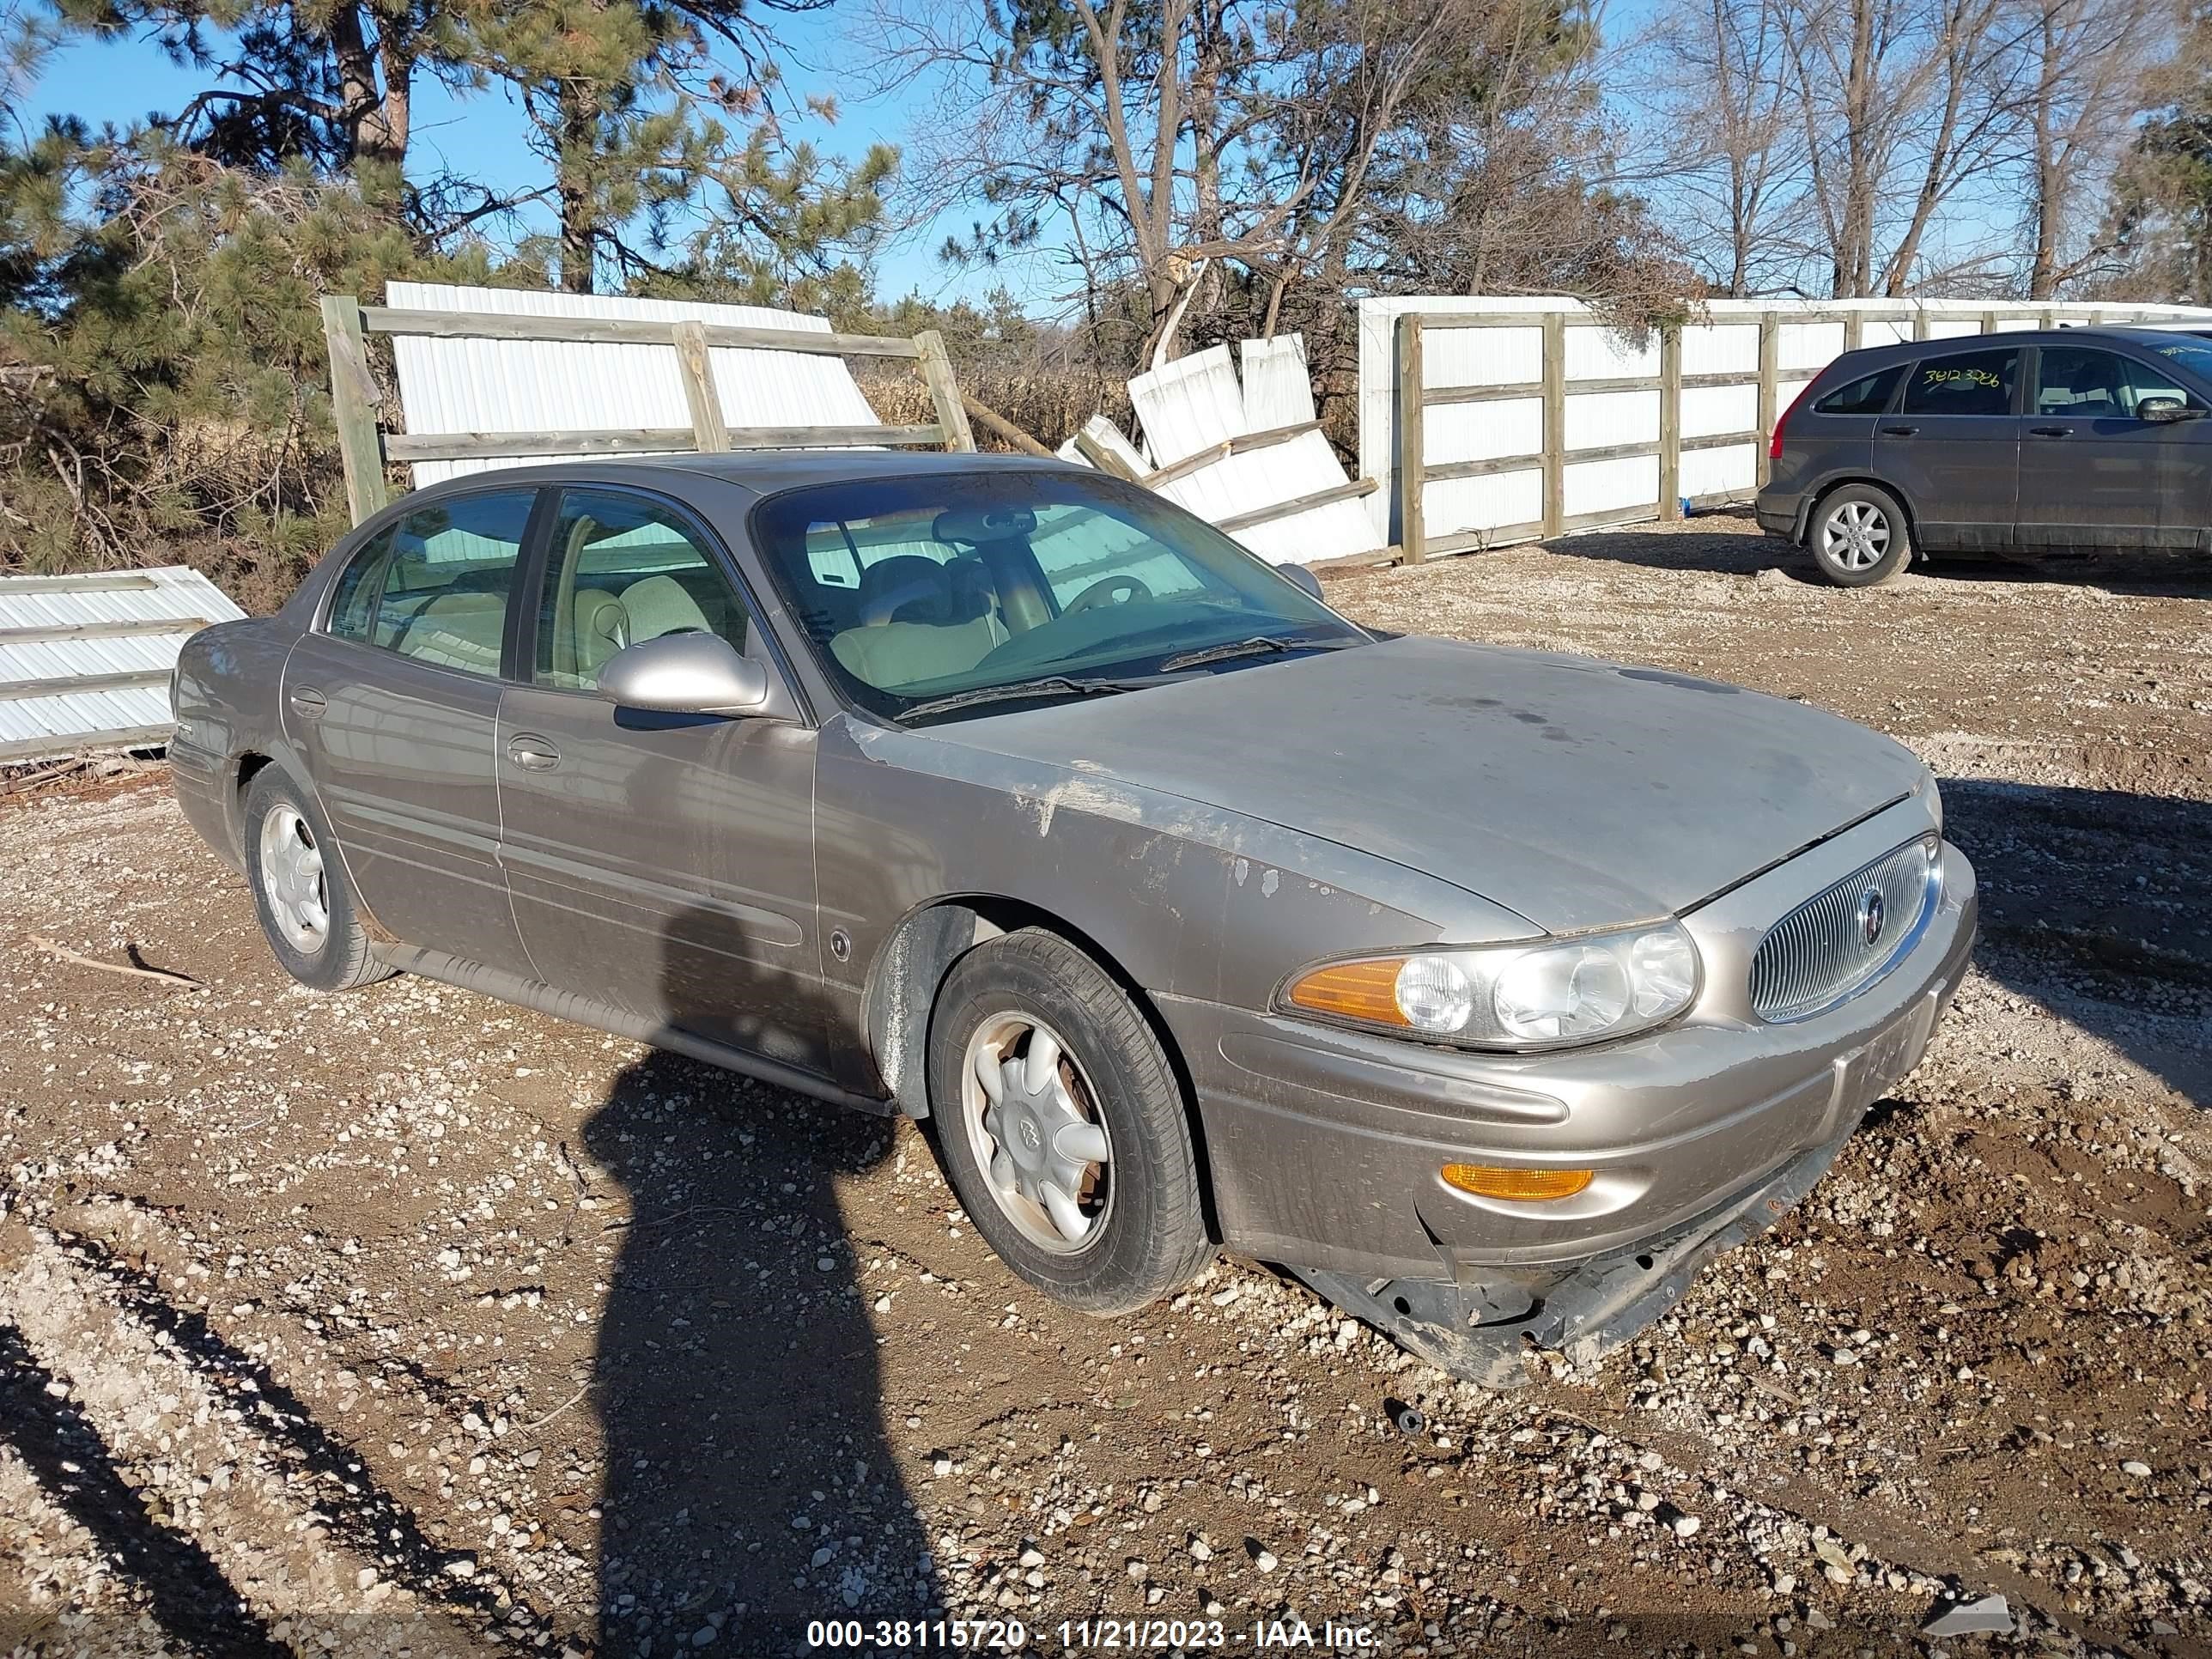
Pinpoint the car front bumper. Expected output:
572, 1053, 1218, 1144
1158, 814, 1976, 1382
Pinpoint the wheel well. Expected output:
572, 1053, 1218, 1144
861, 895, 1219, 1238
1804, 476, 1918, 550
233, 752, 274, 853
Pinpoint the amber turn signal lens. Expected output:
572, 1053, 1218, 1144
1285, 958, 1410, 1026
1440, 1164, 1594, 1201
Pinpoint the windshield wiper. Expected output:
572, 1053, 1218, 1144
896, 675, 1148, 721
1157, 634, 1358, 674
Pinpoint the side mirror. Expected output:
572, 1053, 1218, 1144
1280, 564, 1325, 601
597, 633, 774, 717
2138, 396, 2202, 423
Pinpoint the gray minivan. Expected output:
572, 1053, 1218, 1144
1756, 327, 2212, 585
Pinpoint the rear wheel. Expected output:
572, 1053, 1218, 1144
1808, 483, 1911, 586
927, 928, 1213, 1314
244, 769, 393, 992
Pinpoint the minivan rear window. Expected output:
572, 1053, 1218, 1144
1812, 365, 1905, 415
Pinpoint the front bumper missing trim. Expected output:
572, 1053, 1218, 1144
1294, 1117, 1860, 1389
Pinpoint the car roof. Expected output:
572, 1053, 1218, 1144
1827, 325, 2212, 373
392, 447, 1087, 507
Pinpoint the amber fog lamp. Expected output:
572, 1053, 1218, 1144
1285, 957, 1410, 1026
1441, 1164, 1594, 1201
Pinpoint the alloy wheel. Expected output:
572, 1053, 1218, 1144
959, 1014, 1114, 1255
258, 804, 330, 954
1820, 501, 1892, 571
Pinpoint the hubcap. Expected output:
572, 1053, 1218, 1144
258, 805, 329, 954
960, 1015, 1113, 1255
1820, 501, 1891, 571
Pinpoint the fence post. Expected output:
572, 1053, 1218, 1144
1754, 311, 1778, 489
671, 321, 730, 453
1843, 312, 1863, 353
914, 331, 977, 452
1540, 312, 1565, 538
1913, 310, 1931, 341
1657, 323, 1682, 522
319, 295, 388, 526
1980, 312, 1998, 335
1396, 313, 1427, 562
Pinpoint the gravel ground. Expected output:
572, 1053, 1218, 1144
1, 513, 2208, 1659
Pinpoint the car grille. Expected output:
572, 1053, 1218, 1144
1748, 836, 1939, 1022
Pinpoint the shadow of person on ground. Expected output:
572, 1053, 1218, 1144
585, 906, 940, 1656
1939, 776, 2211, 1108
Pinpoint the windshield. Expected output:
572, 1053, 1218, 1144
749, 470, 1367, 721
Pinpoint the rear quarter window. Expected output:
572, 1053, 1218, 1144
1813, 364, 1905, 415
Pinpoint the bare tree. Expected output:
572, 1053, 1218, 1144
1636, 0, 1807, 295
2014, 0, 2172, 295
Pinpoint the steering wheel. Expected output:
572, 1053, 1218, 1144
1063, 574, 1152, 615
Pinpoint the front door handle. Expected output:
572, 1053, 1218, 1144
1880, 423, 1919, 436
2030, 425, 2071, 437
507, 735, 561, 772
288, 685, 327, 720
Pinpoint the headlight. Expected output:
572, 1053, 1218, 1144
1914, 767, 1944, 838
1282, 921, 1701, 1050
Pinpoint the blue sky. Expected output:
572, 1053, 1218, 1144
23, 5, 1002, 305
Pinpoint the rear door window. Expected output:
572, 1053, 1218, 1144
324, 489, 538, 678
1900, 349, 2021, 417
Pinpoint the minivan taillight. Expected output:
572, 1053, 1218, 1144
1770, 381, 1816, 462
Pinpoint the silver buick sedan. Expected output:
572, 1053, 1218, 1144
171, 453, 1976, 1383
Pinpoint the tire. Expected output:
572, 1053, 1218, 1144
927, 928, 1213, 1314
1808, 483, 1912, 586
242, 767, 394, 992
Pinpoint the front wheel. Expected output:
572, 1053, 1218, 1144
1808, 484, 1912, 586
927, 928, 1213, 1314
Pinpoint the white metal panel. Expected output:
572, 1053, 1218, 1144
1681, 384, 1757, 441
1128, 345, 1248, 465
1564, 390, 1659, 453
1565, 455, 1659, 517
0, 565, 246, 757
1563, 326, 1657, 381
1681, 325, 1759, 376
1426, 399, 1543, 467
1129, 336, 1383, 563
1863, 318, 1915, 348
1925, 319, 1984, 340
1990, 316, 2040, 332
1429, 325, 1542, 390
1778, 321, 1844, 372
1055, 416, 1152, 477
1425, 471, 1543, 538
386, 283, 885, 487
1680, 443, 1758, 499
1237, 336, 1316, 427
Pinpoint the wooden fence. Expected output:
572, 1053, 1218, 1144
1391, 305, 2197, 562
319, 297, 978, 526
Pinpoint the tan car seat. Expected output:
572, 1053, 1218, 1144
830, 555, 1006, 690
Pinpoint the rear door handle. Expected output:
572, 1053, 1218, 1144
1880, 424, 1919, 436
2030, 425, 2071, 437
507, 735, 561, 772
288, 686, 327, 720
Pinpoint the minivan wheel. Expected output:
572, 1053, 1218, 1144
1808, 484, 1911, 586
244, 768, 394, 992
927, 928, 1214, 1315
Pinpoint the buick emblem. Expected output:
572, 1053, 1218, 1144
1857, 888, 1887, 946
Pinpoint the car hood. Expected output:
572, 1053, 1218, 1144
953, 635, 1925, 933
